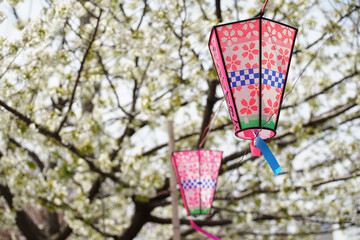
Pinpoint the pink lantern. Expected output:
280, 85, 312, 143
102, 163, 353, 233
208, 17, 297, 141
171, 150, 222, 216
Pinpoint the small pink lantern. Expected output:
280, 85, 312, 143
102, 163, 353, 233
171, 150, 222, 216
208, 17, 297, 141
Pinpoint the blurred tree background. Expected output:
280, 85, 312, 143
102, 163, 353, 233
0, 0, 359, 239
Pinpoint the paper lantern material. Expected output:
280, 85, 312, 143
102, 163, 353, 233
209, 17, 297, 140
171, 150, 222, 216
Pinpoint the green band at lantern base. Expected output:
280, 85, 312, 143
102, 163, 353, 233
189, 208, 210, 215
240, 115, 276, 129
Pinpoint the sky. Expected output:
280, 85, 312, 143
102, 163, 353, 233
0, 0, 45, 40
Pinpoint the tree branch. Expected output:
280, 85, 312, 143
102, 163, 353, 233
217, 171, 360, 201
0, 98, 122, 184
196, 80, 220, 148
136, 0, 148, 31
0, 184, 46, 240
52, 177, 104, 240
304, 101, 357, 128
311, 171, 360, 188
95, 51, 131, 116
216, 187, 279, 201
56, 10, 103, 134
235, 230, 336, 237
9, 138, 45, 172
54, 226, 72, 240
283, 71, 359, 109
148, 215, 232, 226
303, 5, 360, 51
114, 200, 152, 240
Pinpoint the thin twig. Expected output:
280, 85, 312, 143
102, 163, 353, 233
56, 10, 103, 134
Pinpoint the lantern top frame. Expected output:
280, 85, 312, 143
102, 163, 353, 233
208, 16, 298, 140
210, 16, 298, 32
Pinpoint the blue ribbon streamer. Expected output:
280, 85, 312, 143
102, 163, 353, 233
255, 136, 282, 175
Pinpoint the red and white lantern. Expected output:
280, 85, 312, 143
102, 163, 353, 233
209, 17, 297, 141
171, 150, 222, 216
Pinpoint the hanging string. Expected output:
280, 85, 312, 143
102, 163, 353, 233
199, 98, 225, 149
261, 0, 270, 15
215, 148, 249, 193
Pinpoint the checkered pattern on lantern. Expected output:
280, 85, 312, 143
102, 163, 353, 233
228, 68, 260, 88
262, 69, 285, 89
201, 179, 216, 189
181, 179, 200, 190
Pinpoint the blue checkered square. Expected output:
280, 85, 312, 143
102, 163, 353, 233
262, 69, 285, 89
181, 178, 217, 190
201, 179, 216, 189
228, 68, 260, 88
181, 179, 200, 190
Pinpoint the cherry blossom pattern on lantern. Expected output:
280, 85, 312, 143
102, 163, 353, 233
242, 42, 259, 60
263, 20, 282, 44
210, 164, 219, 175
188, 163, 199, 175
261, 84, 271, 98
179, 169, 188, 180
262, 85, 271, 91
188, 195, 199, 206
262, 52, 275, 69
201, 196, 212, 207
262, 41, 277, 50
264, 99, 279, 115
231, 86, 241, 95
277, 66, 287, 74
281, 25, 295, 45
240, 98, 258, 114
221, 27, 238, 47
232, 86, 242, 93
226, 54, 241, 71
200, 168, 208, 177
245, 63, 259, 69
277, 48, 290, 65
248, 84, 260, 97
238, 20, 259, 39
275, 88, 282, 101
